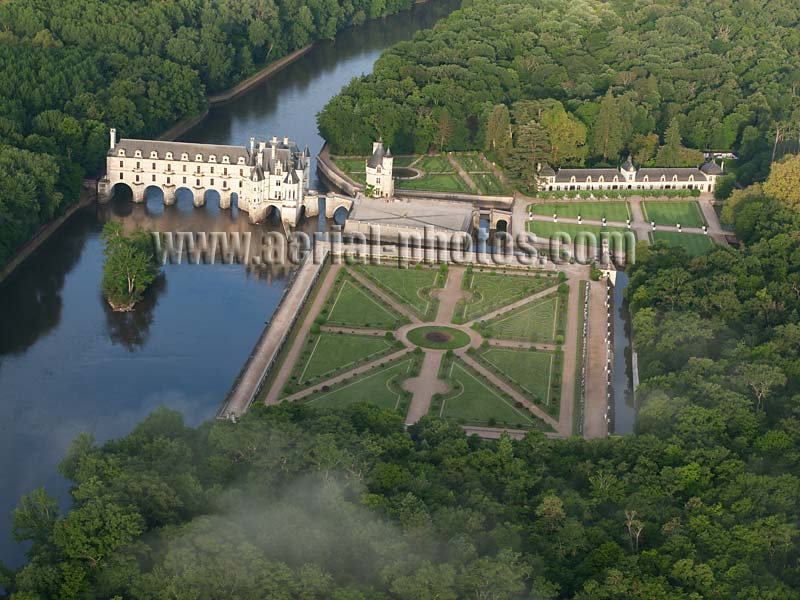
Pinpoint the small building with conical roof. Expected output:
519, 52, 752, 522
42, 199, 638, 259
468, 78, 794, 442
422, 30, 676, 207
365, 138, 394, 198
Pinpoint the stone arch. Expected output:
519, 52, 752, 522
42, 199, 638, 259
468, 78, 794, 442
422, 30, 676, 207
174, 186, 196, 211
109, 181, 134, 201
144, 184, 164, 203
204, 188, 221, 209
333, 205, 349, 225
266, 204, 282, 222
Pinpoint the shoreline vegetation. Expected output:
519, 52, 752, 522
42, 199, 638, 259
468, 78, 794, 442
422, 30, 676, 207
0, 0, 429, 281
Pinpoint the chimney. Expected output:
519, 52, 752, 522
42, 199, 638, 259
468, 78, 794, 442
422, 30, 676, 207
109, 128, 116, 150
249, 137, 255, 153
283, 136, 289, 146
721, 161, 724, 172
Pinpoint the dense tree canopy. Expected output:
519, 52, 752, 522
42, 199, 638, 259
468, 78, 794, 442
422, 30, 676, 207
318, 0, 800, 188
0, 0, 418, 266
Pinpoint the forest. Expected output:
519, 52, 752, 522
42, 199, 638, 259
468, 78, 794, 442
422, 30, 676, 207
0, 0, 417, 267
318, 0, 800, 190
5, 155, 800, 597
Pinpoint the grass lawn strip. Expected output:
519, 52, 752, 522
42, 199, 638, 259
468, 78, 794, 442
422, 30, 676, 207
650, 230, 715, 257
439, 358, 537, 427
305, 355, 416, 412
528, 201, 630, 222
526, 221, 637, 248
478, 347, 561, 417
355, 264, 443, 320
325, 274, 404, 329
642, 200, 706, 227
293, 332, 397, 389
476, 294, 559, 343
456, 269, 556, 322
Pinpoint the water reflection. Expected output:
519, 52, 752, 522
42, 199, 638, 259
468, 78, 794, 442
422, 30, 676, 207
0, 0, 460, 568
103, 273, 167, 351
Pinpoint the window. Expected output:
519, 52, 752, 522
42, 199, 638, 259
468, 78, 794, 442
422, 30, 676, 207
209, 155, 216, 163
166, 152, 173, 160
222, 156, 230, 164
183, 177, 186, 184
135, 150, 142, 158
239, 169, 243, 176
136, 161, 140, 169
119, 173, 124, 179
181, 153, 188, 160
152, 175, 156, 182
152, 163, 156, 169
223, 168, 228, 175
118, 150, 125, 156
119, 160, 123, 167
167, 177, 171, 184
376, 178, 381, 184
196, 179, 200, 186
150, 151, 158, 159
210, 167, 214, 174
195, 154, 202, 161
210, 178, 214, 186
135, 175, 139, 182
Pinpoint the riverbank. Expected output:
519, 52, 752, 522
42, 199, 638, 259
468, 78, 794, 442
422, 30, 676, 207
0, 180, 97, 285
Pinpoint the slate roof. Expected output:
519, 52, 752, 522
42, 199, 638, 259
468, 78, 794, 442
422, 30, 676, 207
367, 142, 387, 168
635, 168, 706, 182
700, 161, 724, 175
554, 168, 621, 183
112, 139, 251, 163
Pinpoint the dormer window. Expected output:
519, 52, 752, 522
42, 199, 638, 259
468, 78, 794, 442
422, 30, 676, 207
181, 153, 188, 160
643, 175, 649, 182
150, 151, 158, 159
661, 175, 666, 182
209, 155, 216, 163
570, 176, 576, 183
672, 175, 678, 181
222, 156, 230, 164
598, 176, 604, 183
689, 175, 694, 181
238, 157, 245, 164
134, 150, 142, 158
118, 150, 125, 156
166, 152, 173, 160
586, 176, 592, 183
195, 154, 203, 162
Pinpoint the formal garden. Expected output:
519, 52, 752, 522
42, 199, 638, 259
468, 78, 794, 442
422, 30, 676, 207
330, 151, 510, 195
265, 260, 575, 435
650, 230, 715, 257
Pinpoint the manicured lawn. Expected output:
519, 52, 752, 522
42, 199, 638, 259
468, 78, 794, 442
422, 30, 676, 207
527, 221, 637, 247
331, 156, 367, 173
395, 173, 472, 193
325, 275, 405, 329
478, 347, 561, 417
476, 293, 561, 343
642, 201, 706, 227
472, 171, 510, 195
529, 201, 630, 222
293, 332, 396, 387
392, 155, 418, 167
455, 270, 556, 322
650, 230, 715, 257
451, 152, 487, 172
355, 264, 443, 320
435, 358, 541, 428
414, 155, 454, 173
407, 326, 471, 349
304, 355, 416, 413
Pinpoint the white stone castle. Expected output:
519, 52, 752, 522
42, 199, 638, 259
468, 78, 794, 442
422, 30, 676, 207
98, 129, 334, 225
536, 155, 724, 194
364, 138, 394, 198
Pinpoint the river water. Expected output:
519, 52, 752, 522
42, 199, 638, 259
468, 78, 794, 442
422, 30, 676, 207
0, 0, 459, 567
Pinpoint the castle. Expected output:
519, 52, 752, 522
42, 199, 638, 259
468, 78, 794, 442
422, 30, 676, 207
99, 129, 318, 225
536, 155, 724, 194
365, 139, 394, 198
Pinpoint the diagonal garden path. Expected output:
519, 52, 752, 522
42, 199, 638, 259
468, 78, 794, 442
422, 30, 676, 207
463, 284, 560, 327
348, 269, 421, 323
265, 260, 583, 438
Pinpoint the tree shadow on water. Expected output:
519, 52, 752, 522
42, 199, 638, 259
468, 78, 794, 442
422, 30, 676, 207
102, 272, 167, 351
